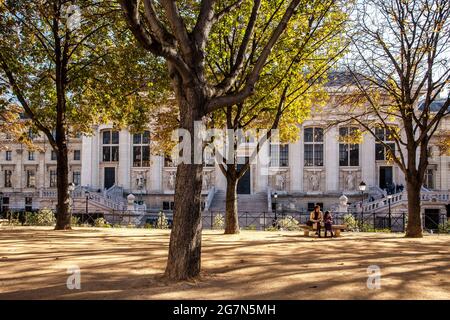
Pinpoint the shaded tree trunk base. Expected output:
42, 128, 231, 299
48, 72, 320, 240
404, 180, 423, 238
54, 225, 72, 231
224, 176, 240, 235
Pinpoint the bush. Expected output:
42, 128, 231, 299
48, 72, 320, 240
343, 214, 359, 231
156, 211, 169, 229
212, 214, 224, 230
5, 211, 21, 225
24, 212, 37, 225
39, 209, 56, 226
94, 217, 109, 227
244, 224, 257, 231
360, 225, 391, 233
277, 215, 300, 231
144, 223, 153, 229
265, 225, 279, 231
71, 216, 80, 227
438, 221, 450, 233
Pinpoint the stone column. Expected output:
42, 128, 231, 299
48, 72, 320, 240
440, 154, 448, 190
290, 132, 302, 192
150, 155, 163, 192
38, 150, 45, 188
118, 130, 131, 189
81, 135, 92, 187
91, 127, 100, 189
361, 132, 376, 186
256, 141, 270, 193
325, 126, 339, 191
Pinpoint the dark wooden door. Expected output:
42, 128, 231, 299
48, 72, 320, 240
104, 167, 115, 189
379, 166, 393, 190
237, 159, 251, 194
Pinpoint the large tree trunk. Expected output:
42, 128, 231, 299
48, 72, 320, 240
405, 176, 423, 238
55, 144, 71, 230
224, 172, 239, 234
165, 82, 204, 280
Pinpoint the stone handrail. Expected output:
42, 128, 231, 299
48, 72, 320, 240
40, 187, 126, 211
362, 190, 450, 213
362, 191, 404, 212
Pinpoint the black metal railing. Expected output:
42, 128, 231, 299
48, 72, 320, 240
1, 207, 448, 234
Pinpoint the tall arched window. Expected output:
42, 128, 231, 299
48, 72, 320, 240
339, 127, 359, 166
375, 127, 395, 161
270, 143, 289, 167
102, 130, 119, 162
133, 131, 151, 167
304, 127, 323, 166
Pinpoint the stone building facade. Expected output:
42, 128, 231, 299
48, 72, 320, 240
1, 92, 449, 223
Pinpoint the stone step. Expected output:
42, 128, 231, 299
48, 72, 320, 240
209, 191, 268, 212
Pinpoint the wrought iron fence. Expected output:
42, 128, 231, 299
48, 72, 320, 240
1, 207, 448, 234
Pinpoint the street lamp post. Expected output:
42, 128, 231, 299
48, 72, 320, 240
359, 181, 366, 230
85, 191, 90, 216
68, 182, 75, 221
0, 192, 3, 215
274, 192, 278, 220
387, 194, 393, 230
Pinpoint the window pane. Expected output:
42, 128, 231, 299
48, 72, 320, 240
112, 131, 119, 144
385, 128, 394, 141
5, 170, 12, 187
386, 143, 395, 158
304, 128, 314, 142
314, 144, 323, 166
280, 144, 289, 167
103, 146, 110, 162
349, 144, 359, 166
103, 131, 111, 144
27, 170, 35, 187
111, 146, 119, 162
143, 131, 150, 144
375, 127, 384, 141
74, 150, 81, 161
133, 134, 141, 145
270, 144, 279, 167
142, 146, 150, 167
133, 146, 141, 167
50, 170, 57, 187
339, 127, 348, 137
304, 144, 314, 166
73, 172, 81, 186
314, 128, 323, 142
375, 143, 384, 160
349, 127, 358, 135
339, 144, 348, 166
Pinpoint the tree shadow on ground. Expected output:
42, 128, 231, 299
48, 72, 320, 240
0, 227, 448, 299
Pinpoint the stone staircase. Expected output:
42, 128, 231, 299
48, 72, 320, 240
208, 191, 268, 213
40, 186, 127, 213
355, 190, 450, 214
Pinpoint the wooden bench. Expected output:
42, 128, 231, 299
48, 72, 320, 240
299, 224, 347, 237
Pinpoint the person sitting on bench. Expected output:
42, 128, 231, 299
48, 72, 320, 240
323, 211, 334, 238
307, 205, 323, 237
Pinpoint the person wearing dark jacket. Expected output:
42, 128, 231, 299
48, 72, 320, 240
323, 211, 334, 238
